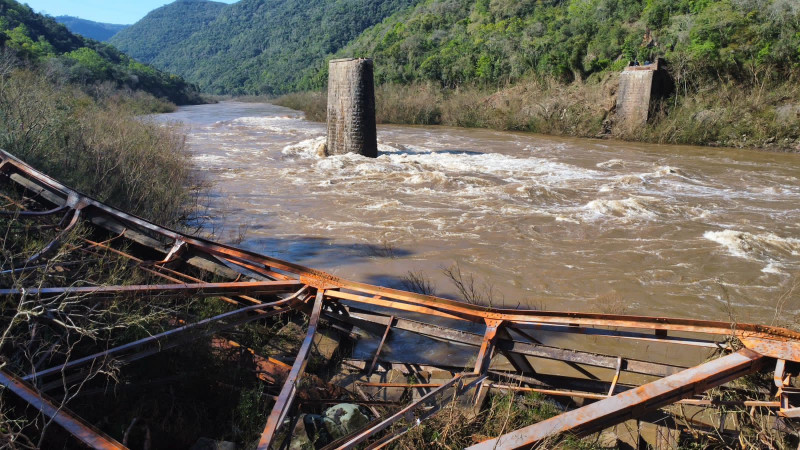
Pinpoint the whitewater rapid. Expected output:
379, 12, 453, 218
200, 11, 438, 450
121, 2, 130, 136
153, 101, 800, 324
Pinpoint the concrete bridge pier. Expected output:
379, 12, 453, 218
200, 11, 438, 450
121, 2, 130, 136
615, 59, 673, 132
326, 58, 377, 158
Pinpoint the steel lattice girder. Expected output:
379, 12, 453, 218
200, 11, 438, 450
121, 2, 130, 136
2, 147, 800, 449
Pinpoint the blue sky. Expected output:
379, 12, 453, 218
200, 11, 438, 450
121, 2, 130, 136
23, 0, 238, 25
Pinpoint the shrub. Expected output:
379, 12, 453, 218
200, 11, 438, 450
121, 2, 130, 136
0, 63, 191, 225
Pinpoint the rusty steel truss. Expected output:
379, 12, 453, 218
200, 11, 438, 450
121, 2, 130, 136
1, 147, 799, 449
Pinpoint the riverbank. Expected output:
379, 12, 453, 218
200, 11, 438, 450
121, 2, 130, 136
274, 75, 800, 153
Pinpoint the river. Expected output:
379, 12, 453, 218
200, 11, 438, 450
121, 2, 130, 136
153, 101, 800, 326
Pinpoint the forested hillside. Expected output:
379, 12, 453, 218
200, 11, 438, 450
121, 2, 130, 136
276, 0, 800, 151
55, 15, 128, 42
0, 0, 200, 103
111, 0, 422, 95
110, 0, 800, 97
109, 0, 226, 63
297, 0, 800, 90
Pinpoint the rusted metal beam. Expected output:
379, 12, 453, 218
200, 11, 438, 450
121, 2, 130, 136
509, 326, 598, 380
487, 384, 779, 408
356, 381, 778, 411
78, 237, 265, 306
4, 149, 799, 359
338, 309, 685, 378
257, 290, 324, 449
512, 322, 722, 348
474, 320, 501, 374
367, 315, 393, 377
0, 280, 303, 299
0, 369, 126, 449
468, 349, 768, 449
322, 291, 799, 361
25, 206, 83, 264
357, 382, 444, 388
26, 290, 306, 383
0, 204, 69, 217
497, 328, 537, 375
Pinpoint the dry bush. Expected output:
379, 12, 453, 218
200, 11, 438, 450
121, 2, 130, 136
272, 91, 327, 122
639, 78, 800, 151
401, 270, 436, 296
376, 82, 444, 125
442, 263, 498, 306
272, 70, 800, 151
772, 273, 800, 331
392, 390, 569, 449
273, 77, 612, 138
594, 292, 629, 315
0, 212, 182, 447
0, 66, 192, 226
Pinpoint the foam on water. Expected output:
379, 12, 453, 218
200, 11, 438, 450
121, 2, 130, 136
704, 229, 800, 273
286, 139, 601, 185
582, 196, 662, 221
154, 101, 800, 321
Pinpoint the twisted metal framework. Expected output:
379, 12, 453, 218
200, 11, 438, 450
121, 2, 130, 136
1, 148, 799, 449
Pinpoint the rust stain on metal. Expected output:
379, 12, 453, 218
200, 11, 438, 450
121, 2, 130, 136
1, 148, 799, 448
0, 370, 126, 449
468, 349, 767, 449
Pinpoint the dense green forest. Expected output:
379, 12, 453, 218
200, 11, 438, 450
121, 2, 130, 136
109, 0, 226, 63
0, 0, 199, 104
55, 15, 128, 42
275, 0, 800, 150
110, 0, 422, 95
113, 0, 800, 96
298, 0, 800, 90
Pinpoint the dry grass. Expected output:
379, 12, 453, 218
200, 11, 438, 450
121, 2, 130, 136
594, 292, 629, 315
0, 66, 192, 226
639, 79, 800, 151
0, 206, 186, 447
273, 72, 800, 152
272, 91, 327, 122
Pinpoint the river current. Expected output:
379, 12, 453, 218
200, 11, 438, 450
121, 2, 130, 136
153, 101, 800, 325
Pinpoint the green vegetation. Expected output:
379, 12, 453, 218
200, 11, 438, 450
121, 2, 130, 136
321, 0, 799, 91
109, 0, 800, 149
110, 0, 422, 95
87, 0, 800, 149
0, 64, 191, 225
275, 0, 800, 151
0, 0, 200, 224
55, 15, 128, 42
109, 0, 226, 64
278, 74, 800, 150
0, 0, 200, 104
119, 0, 800, 98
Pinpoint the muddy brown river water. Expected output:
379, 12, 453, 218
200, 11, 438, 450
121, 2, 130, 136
153, 101, 800, 326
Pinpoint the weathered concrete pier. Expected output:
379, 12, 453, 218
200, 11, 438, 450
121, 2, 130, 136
326, 58, 377, 157
615, 59, 673, 131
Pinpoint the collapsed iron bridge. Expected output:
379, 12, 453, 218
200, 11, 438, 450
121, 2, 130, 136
0, 148, 799, 449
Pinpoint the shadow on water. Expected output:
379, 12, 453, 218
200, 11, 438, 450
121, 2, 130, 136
361, 273, 461, 302
238, 236, 414, 265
